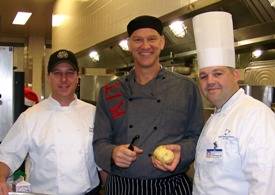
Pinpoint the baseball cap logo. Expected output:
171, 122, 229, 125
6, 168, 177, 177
48, 49, 79, 73
57, 50, 69, 59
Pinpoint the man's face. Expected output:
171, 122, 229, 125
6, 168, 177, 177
48, 63, 78, 103
198, 66, 240, 108
128, 28, 165, 68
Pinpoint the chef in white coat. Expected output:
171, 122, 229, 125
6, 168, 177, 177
0, 49, 103, 195
192, 11, 275, 195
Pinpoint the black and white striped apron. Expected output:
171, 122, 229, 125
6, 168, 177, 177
105, 173, 192, 195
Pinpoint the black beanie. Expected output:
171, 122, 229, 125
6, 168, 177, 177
127, 15, 163, 36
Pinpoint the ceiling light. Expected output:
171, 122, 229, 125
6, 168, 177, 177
89, 51, 100, 62
268, 0, 275, 7
118, 39, 129, 51
169, 20, 187, 38
252, 49, 263, 58
52, 14, 68, 27
12, 12, 32, 25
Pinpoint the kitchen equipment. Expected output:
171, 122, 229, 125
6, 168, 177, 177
80, 75, 117, 104
240, 85, 274, 107
244, 60, 275, 87
0, 46, 13, 141
9, 193, 49, 195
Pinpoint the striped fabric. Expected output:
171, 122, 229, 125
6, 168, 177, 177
105, 173, 192, 195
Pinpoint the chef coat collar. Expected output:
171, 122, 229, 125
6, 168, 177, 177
48, 94, 78, 109
214, 88, 244, 114
127, 65, 165, 82
124, 66, 165, 98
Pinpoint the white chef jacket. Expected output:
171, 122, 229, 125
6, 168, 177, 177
193, 89, 275, 195
0, 96, 100, 195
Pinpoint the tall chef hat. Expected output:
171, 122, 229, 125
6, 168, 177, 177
192, 11, 235, 69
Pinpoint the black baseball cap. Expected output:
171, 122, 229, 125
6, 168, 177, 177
48, 49, 79, 73
127, 15, 163, 36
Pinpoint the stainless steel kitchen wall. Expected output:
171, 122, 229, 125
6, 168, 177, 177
241, 85, 274, 107
80, 75, 117, 105
244, 60, 275, 86
0, 46, 13, 141
242, 60, 275, 108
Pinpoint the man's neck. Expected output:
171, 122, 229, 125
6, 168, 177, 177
134, 64, 161, 85
215, 87, 240, 110
52, 95, 76, 106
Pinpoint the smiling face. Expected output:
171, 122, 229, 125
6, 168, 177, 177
198, 66, 240, 108
48, 62, 79, 106
128, 28, 165, 69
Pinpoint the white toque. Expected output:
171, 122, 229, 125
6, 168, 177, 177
192, 11, 235, 69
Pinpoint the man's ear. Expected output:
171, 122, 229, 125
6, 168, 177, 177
47, 73, 50, 82
233, 69, 241, 81
127, 38, 132, 52
160, 35, 165, 50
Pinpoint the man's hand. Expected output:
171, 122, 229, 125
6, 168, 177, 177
0, 178, 11, 195
0, 162, 11, 195
151, 144, 181, 172
112, 145, 143, 168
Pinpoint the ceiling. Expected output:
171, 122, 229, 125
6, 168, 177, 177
77, 0, 275, 69
0, 0, 55, 46
0, 0, 275, 69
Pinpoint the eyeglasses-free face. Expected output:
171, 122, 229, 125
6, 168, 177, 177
48, 63, 79, 106
199, 66, 240, 109
128, 28, 165, 68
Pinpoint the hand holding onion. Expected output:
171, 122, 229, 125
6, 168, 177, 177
153, 145, 175, 165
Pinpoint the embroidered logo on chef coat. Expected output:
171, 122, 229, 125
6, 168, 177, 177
104, 81, 126, 119
224, 129, 231, 136
218, 128, 237, 141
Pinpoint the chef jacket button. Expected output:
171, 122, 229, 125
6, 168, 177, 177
129, 98, 133, 101
153, 126, 157, 130
129, 124, 133, 128
157, 99, 161, 103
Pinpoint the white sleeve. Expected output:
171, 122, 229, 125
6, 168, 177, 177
241, 107, 275, 195
0, 112, 30, 174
